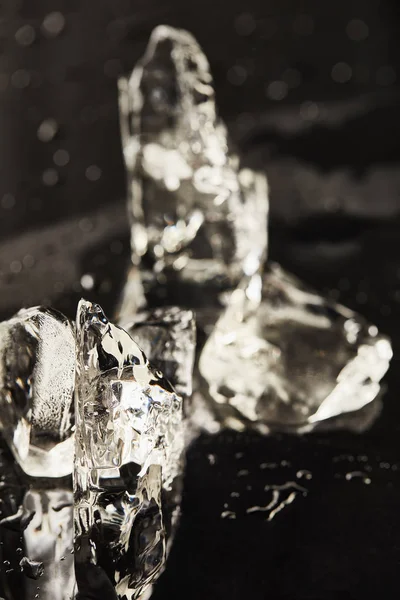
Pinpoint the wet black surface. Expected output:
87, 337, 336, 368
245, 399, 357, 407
1, 1, 400, 598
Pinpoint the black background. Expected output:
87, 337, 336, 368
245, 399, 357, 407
1, 1, 400, 598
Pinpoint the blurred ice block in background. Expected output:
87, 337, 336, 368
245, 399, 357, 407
118, 25, 268, 330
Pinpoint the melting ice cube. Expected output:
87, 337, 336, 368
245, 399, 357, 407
118, 25, 268, 325
74, 300, 184, 599
0, 307, 75, 478
199, 264, 392, 433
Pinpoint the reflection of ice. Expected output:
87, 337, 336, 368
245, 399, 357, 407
0, 307, 75, 478
118, 25, 268, 327
74, 300, 184, 600
23, 488, 75, 600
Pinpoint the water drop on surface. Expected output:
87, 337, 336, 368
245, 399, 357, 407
345, 471, 371, 484
237, 469, 249, 477
296, 469, 312, 480
207, 454, 216, 465
221, 511, 236, 519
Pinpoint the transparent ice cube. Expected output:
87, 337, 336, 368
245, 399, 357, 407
0, 307, 75, 478
118, 25, 268, 326
199, 264, 392, 433
74, 300, 184, 599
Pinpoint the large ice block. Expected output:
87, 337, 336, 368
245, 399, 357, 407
118, 25, 268, 325
0, 307, 75, 478
74, 300, 184, 600
199, 264, 392, 433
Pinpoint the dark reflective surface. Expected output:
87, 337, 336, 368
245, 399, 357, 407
1, 1, 400, 598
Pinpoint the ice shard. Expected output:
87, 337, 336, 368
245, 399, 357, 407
74, 300, 184, 600
199, 264, 392, 433
0, 307, 75, 478
123, 306, 196, 403
118, 25, 268, 326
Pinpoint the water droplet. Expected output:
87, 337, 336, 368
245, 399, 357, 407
207, 454, 216, 465
237, 469, 249, 477
15, 24, 36, 46
266, 80, 288, 101
42, 12, 65, 37
221, 510, 236, 519
296, 469, 312, 480
81, 274, 95, 291
37, 119, 58, 142
345, 471, 371, 484
346, 19, 369, 41
331, 62, 352, 83
53, 149, 70, 167
42, 168, 58, 186
85, 164, 102, 181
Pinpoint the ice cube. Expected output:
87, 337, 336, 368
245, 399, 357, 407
199, 264, 392, 433
0, 307, 75, 478
118, 25, 268, 326
74, 300, 184, 599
